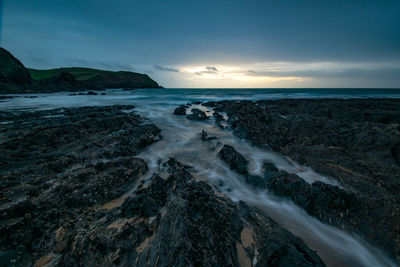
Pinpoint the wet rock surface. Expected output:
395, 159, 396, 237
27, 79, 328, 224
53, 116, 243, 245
219, 144, 249, 175
205, 98, 400, 261
173, 105, 187, 115
201, 130, 217, 141
0, 104, 326, 266
0, 105, 161, 265
187, 108, 208, 120
56, 159, 325, 266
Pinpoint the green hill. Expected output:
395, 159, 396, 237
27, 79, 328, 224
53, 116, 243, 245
0, 47, 161, 93
29, 67, 103, 81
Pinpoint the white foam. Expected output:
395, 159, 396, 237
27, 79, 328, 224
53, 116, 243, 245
0, 89, 396, 266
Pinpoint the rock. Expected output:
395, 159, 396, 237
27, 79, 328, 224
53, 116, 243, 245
218, 144, 249, 175
263, 162, 285, 180
0, 247, 31, 267
0, 105, 161, 263
86, 91, 98, 95
173, 105, 187, 115
148, 216, 158, 230
57, 159, 325, 266
201, 130, 208, 140
391, 144, 400, 166
187, 109, 208, 120
101, 93, 106, 95
201, 130, 217, 141
0, 96, 15, 100
207, 98, 400, 260
213, 111, 224, 122
217, 145, 273, 188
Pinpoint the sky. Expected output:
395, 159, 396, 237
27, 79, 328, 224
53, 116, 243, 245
1, 0, 400, 88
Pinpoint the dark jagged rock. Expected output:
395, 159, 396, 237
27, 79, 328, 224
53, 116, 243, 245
0, 105, 161, 265
218, 144, 278, 188
86, 90, 98, 95
201, 130, 217, 141
0, 96, 15, 100
201, 129, 209, 141
265, 173, 400, 260
213, 111, 224, 122
173, 105, 187, 115
217, 142, 400, 261
213, 111, 227, 128
187, 108, 208, 120
55, 159, 325, 267
263, 162, 286, 180
208, 98, 400, 261
218, 144, 249, 175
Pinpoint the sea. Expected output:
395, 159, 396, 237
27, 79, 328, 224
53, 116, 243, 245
0, 88, 399, 266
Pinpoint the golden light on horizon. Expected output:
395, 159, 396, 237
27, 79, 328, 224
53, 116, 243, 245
180, 65, 308, 85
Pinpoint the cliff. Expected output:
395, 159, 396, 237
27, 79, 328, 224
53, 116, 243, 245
0, 47, 161, 93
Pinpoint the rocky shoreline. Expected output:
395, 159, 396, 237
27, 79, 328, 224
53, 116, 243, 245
1, 98, 399, 266
0, 105, 161, 265
0, 104, 328, 266
203, 98, 400, 262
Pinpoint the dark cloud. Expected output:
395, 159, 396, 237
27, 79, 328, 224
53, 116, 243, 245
0, 0, 3, 45
2, 0, 400, 87
206, 66, 218, 72
154, 65, 179, 72
194, 66, 220, 76
102, 62, 135, 71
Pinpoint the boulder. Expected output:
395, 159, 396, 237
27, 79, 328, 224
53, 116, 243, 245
201, 130, 217, 141
173, 105, 187, 115
218, 144, 249, 175
187, 109, 208, 120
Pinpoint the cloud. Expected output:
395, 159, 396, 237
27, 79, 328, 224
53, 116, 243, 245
247, 67, 400, 80
154, 65, 179, 72
206, 66, 218, 72
96, 61, 135, 71
191, 66, 220, 76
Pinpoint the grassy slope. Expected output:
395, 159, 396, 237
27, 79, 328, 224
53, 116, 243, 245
28, 67, 121, 81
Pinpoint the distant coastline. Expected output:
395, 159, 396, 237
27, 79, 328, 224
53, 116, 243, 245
0, 47, 162, 94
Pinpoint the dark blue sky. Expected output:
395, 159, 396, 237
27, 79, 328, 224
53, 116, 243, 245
1, 0, 400, 87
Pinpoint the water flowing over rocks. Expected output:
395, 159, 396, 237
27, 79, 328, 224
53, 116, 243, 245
0, 105, 161, 266
216, 141, 400, 260
204, 98, 400, 261
1, 91, 399, 266
58, 159, 325, 266
186, 108, 208, 120
0, 103, 325, 266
